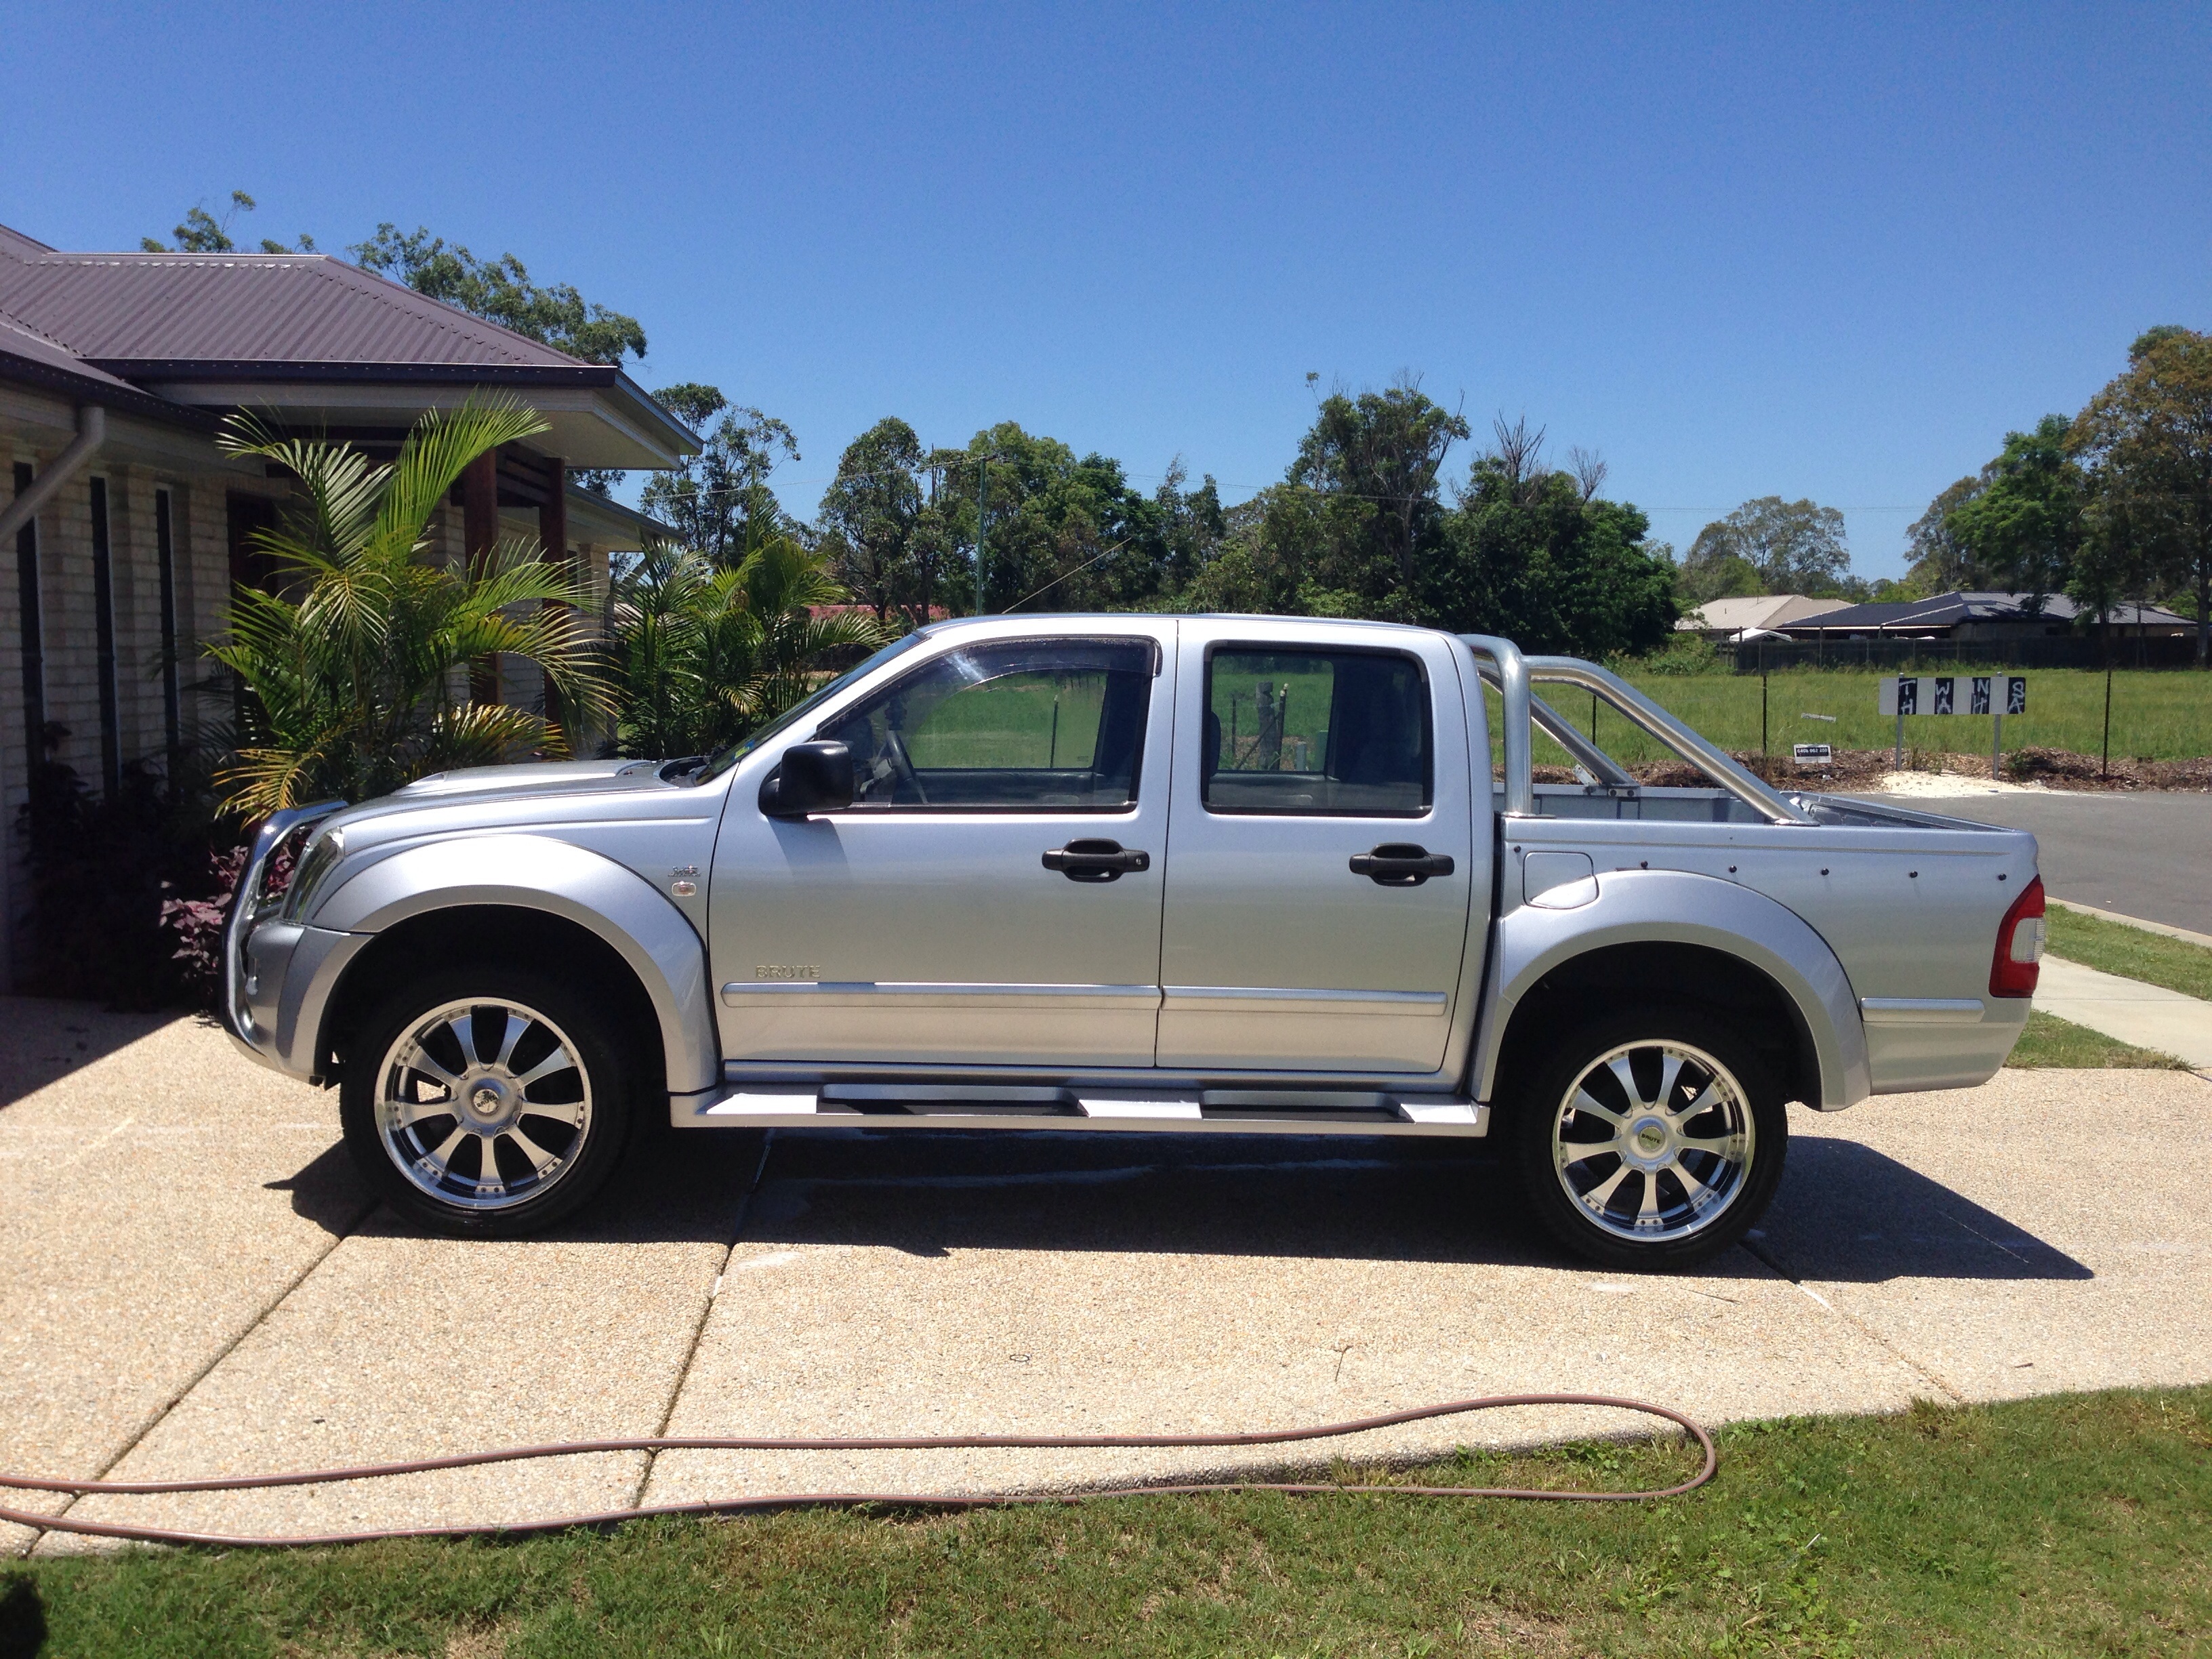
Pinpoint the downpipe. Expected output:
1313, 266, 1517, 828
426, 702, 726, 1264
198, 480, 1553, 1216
0, 405, 106, 548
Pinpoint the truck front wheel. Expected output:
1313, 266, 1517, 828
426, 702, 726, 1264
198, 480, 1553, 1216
339, 967, 637, 1237
1507, 1008, 1787, 1270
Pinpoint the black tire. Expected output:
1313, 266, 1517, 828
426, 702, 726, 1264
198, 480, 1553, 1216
1505, 1006, 1787, 1271
340, 965, 639, 1238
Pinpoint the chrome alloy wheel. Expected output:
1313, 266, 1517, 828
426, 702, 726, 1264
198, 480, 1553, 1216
1550, 1040, 1755, 1244
375, 999, 592, 1212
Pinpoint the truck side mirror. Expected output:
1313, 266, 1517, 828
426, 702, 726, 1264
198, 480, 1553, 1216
759, 741, 855, 817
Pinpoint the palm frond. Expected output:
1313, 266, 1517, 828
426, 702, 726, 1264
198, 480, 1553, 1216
205, 400, 624, 814
377, 398, 551, 547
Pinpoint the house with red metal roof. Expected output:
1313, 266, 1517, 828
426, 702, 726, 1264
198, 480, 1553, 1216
0, 220, 698, 987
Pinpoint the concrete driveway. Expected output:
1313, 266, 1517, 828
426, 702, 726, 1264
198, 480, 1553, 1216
4, 1000, 2209, 1550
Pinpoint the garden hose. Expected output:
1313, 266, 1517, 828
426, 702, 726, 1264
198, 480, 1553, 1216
1, 1391, 1715, 1549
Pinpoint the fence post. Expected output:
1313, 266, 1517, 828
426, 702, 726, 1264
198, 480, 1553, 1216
1759, 645, 1768, 762
2102, 663, 2113, 779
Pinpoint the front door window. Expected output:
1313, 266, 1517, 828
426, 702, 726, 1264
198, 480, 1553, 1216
819, 637, 1155, 810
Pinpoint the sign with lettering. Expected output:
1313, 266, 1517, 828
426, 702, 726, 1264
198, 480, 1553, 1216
1879, 675, 2026, 717
1793, 743, 1833, 767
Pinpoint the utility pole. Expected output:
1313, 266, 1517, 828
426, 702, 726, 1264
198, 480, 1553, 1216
975, 456, 989, 615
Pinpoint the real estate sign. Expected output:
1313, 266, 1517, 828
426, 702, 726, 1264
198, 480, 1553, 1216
1878, 675, 2027, 717
1878, 675, 2026, 778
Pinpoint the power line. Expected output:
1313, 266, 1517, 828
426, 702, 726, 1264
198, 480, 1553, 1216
642, 468, 1931, 516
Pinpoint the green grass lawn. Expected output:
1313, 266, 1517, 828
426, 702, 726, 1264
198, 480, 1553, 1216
1509, 667, 2212, 767
2005, 1008, 2190, 1069
8, 1387, 2211, 1656
2047, 905, 2212, 1002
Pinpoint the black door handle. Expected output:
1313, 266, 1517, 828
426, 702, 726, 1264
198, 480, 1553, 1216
1043, 838, 1151, 882
1349, 842, 1455, 886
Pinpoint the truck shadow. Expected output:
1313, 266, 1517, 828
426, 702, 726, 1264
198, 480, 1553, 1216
651, 1126, 2091, 1284
315, 1122, 2093, 1284
1757, 1133, 2093, 1282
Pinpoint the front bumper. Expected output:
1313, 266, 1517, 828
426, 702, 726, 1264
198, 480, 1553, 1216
220, 800, 349, 1077
230, 918, 367, 1080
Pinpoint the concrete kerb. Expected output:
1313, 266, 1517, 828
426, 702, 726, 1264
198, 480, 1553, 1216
2049, 895, 2212, 953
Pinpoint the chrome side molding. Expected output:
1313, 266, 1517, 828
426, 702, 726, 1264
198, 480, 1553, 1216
1859, 997, 1988, 1025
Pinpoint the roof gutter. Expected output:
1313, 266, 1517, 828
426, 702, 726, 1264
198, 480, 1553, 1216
0, 404, 105, 548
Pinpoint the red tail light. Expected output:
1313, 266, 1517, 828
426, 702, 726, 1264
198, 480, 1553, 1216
1990, 876, 2047, 998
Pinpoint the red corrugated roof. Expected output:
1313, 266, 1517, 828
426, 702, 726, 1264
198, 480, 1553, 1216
0, 312, 140, 392
0, 242, 588, 370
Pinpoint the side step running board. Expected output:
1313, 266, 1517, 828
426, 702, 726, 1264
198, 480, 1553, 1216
674, 1086, 1488, 1136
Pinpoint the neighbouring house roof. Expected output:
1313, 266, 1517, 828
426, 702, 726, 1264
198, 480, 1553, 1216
0, 224, 697, 469
1784, 592, 2192, 634
1675, 594, 1850, 634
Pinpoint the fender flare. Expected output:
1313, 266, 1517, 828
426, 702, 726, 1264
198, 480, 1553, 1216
310, 834, 720, 1095
1473, 867, 1870, 1111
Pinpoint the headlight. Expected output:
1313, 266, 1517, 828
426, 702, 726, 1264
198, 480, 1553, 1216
285, 827, 346, 920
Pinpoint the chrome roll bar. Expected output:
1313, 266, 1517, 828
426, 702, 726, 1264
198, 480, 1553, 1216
1456, 635, 1535, 817
222, 799, 346, 1044
1522, 655, 1815, 825
1458, 634, 1813, 826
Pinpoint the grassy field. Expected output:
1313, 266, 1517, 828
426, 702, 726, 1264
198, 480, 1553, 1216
7, 1387, 2209, 1656
1513, 667, 2212, 767
2047, 905, 2212, 1001
2005, 1008, 2190, 1069
903, 673, 1109, 770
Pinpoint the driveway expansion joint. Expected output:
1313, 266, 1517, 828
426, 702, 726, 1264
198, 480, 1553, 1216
628, 1129, 779, 1509
1740, 1235, 1967, 1404
28, 1192, 381, 1554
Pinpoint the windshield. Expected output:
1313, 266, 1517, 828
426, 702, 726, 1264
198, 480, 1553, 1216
686, 631, 933, 785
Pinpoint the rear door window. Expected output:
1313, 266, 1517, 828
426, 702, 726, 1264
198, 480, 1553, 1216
1203, 648, 1431, 815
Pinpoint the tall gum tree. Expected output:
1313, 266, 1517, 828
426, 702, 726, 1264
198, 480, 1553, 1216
2071, 327, 2212, 665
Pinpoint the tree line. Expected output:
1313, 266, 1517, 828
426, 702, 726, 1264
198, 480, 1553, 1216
1673, 328, 2212, 667
644, 377, 1684, 663
1899, 327, 2212, 662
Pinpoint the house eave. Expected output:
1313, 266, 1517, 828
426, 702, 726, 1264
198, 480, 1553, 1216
565, 483, 674, 549
129, 373, 696, 470
0, 348, 222, 430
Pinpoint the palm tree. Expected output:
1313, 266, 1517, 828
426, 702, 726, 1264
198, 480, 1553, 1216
207, 400, 611, 818
611, 519, 887, 757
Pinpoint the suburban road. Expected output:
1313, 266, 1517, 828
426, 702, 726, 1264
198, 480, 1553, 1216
1862, 790, 2212, 936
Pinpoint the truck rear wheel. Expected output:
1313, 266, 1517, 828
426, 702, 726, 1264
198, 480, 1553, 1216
339, 967, 637, 1237
1507, 1008, 1786, 1270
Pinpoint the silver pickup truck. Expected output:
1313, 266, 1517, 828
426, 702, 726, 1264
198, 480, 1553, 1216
224, 617, 2047, 1267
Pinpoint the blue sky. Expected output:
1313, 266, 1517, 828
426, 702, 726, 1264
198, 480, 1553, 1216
4, 2, 2207, 578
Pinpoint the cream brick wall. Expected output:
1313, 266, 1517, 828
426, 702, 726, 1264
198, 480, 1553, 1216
1, 409, 646, 986
0, 411, 282, 987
